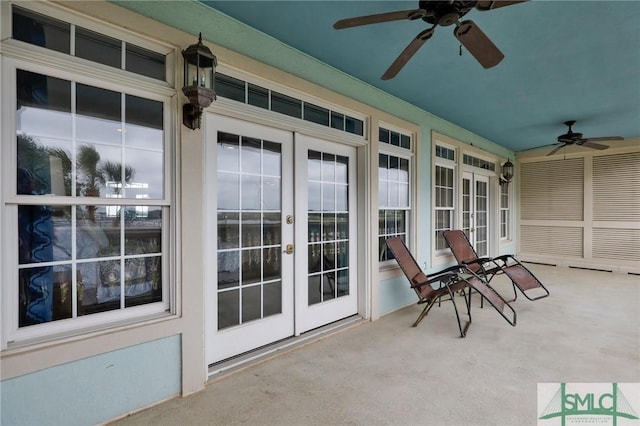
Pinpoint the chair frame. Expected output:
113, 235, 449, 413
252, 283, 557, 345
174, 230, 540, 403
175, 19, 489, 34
386, 237, 516, 338
443, 230, 550, 302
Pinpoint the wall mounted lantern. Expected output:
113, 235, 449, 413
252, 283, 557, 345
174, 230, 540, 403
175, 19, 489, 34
500, 159, 514, 186
182, 33, 217, 130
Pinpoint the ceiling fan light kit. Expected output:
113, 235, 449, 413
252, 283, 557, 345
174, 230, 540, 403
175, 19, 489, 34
333, 0, 527, 80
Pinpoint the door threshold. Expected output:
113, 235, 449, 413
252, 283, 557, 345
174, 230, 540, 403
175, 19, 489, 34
207, 315, 365, 382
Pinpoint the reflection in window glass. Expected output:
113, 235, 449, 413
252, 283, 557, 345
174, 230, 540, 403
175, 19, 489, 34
14, 68, 167, 330
307, 150, 350, 305
16, 203, 163, 325
215, 74, 245, 102
435, 165, 455, 250
217, 132, 283, 330
126, 44, 166, 80
12, 6, 70, 54
271, 91, 302, 119
304, 103, 329, 126
76, 84, 121, 144
248, 84, 269, 109
76, 27, 121, 68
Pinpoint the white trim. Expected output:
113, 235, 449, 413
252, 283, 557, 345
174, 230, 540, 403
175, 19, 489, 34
216, 64, 369, 132
2, 55, 175, 349
431, 131, 504, 266
208, 97, 367, 148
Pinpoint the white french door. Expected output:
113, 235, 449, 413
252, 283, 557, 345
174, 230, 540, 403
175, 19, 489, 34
206, 115, 295, 363
293, 133, 358, 335
205, 116, 358, 364
462, 172, 489, 257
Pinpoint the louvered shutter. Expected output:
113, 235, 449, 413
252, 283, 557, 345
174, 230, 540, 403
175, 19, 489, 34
521, 158, 583, 221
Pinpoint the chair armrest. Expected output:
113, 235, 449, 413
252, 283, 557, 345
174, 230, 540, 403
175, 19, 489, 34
462, 257, 493, 266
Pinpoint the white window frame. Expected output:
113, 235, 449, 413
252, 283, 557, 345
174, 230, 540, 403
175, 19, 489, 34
1, 1, 176, 349
378, 124, 413, 268
431, 132, 508, 266
434, 161, 456, 254
500, 182, 511, 240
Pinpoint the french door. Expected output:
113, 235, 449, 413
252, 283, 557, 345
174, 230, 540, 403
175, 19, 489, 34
206, 115, 357, 364
462, 172, 489, 257
293, 134, 358, 334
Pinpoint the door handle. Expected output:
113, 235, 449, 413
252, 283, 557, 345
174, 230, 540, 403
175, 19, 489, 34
284, 244, 294, 255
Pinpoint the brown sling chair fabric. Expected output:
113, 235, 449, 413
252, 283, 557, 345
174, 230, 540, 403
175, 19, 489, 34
442, 230, 550, 302
386, 237, 516, 338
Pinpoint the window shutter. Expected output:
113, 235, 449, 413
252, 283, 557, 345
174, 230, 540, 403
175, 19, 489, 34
592, 228, 640, 262
520, 225, 583, 257
593, 152, 640, 221
521, 158, 584, 221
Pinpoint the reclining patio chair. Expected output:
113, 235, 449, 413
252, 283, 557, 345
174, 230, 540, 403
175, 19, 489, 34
442, 230, 550, 303
386, 237, 516, 338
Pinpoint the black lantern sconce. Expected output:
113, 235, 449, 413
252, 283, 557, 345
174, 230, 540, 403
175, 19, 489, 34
500, 159, 514, 186
182, 33, 217, 130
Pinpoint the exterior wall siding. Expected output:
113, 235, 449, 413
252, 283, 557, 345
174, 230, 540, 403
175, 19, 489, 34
0, 335, 181, 425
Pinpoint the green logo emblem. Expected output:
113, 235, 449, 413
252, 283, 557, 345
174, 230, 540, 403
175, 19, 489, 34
539, 383, 639, 426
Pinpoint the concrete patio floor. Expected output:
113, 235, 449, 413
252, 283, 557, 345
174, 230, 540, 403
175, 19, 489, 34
111, 264, 640, 426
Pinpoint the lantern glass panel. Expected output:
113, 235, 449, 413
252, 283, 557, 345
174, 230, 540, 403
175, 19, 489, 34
186, 61, 198, 87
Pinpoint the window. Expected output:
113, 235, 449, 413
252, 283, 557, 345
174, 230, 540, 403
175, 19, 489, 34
215, 73, 365, 137
378, 127, 412, 262
432, 133, 510, 263
500, 183, 510, 239
4, 4, 172, 345
434, 165, 455, 251
12, 5, 167, 81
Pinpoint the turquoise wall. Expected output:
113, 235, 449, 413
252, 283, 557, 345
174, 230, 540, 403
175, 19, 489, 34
0, 335, 181, 425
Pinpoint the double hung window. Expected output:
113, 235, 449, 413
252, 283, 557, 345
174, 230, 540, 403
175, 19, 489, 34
378, 127, 412, 262
500, 183, 510, 239
3, 3, 173, 346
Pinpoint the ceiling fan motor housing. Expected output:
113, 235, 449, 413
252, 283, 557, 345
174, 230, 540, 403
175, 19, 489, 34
418, 1, 476, 26
558, 132, 583, 143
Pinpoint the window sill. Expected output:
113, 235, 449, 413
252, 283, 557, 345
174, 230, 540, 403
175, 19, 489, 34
2, 311, 177, 355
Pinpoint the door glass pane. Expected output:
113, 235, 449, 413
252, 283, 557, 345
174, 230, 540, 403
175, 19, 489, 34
217, 134, 282, 330
475, 180, 488, 257
307, 150, 349, 305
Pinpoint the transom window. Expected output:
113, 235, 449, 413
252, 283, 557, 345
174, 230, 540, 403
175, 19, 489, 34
12, 6, 167, 81
215, 73, 365, 137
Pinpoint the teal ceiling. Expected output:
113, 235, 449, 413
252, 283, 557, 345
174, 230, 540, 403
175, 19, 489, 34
202, 1, 640, 153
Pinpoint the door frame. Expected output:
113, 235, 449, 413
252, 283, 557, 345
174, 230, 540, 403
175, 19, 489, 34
293, 133, 359, 335
204, 111, 369, 365
204, 113, 295, 364
461, 171, 493, 258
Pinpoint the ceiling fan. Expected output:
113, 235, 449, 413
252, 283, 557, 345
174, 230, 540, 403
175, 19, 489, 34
547, 120, 624, 156
333, 1, 527, 80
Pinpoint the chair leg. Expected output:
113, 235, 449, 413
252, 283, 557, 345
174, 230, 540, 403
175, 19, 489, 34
412, 300, 435, 327
445, 285, 468, 338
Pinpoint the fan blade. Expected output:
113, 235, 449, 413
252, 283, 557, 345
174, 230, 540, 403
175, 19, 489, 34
475, 1, 528, 11
583, 136, 624, 142
547, 144, 566, 156
334, 9, 426, 30
454, 20, 504, 69
580, 141, 609, 150
381, 28, 434, 80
